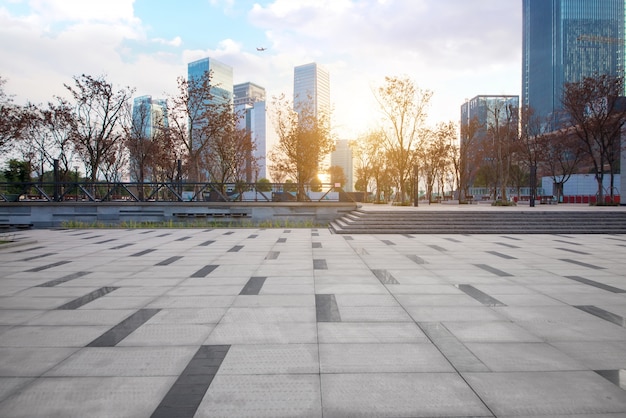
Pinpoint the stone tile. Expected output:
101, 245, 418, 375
45, 346, 197, 376
444, 321, 543, 343
220, 307, 316, 323
0, 325, 111, 347
218, 344, 319, 374
147, 308, 227, 324
406, 306, 506, 322
0, 347, 79, 376
117, 324, 215, 346
465, 342, 585, 371
464, 371, 626, 416
317, 322, 429, 343
319, 343, 453, 373
550, 341, 626, 370
205, 322, 317, 344
321, 373, 491, 417
338, 306, 413, 322
196, 374, 321, 418
0, 376, 175, 418
0, 378, 32, 403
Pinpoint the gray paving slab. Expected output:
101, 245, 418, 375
1, 227, 626, 417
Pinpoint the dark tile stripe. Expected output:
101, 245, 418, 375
176, 236, 191, 241
199, 240, 215, 247
248, 234, 258, 239
556, 247, 590, 255
402, 234, 414, 239
284, 230, 291, 233
11, 245, 45, 253
277, 238, 287, 243
131, 249, 156, 257
57, 286, 118, 310
82, 235, 103, 240
554, 239, 583, 246
428, 245, 447, 252
151, 345, 230, 418
156, 233, 172, 237
372, 269, 399, 284
457, 284, 506, 307
486, 251, 517, 260
156, 256, 183, 266
501, 235, 522, 241
382, 240, 395, 246
560, 258, 605, 270
575, 305, 625, 327
240, 277, 267, 295
444, 238, 462, 243
20, 252, 56, 262
312, 242, 322, 248
26, 260, 71, 272
315, 294, 341, 322
37, 271, 91, 287
473, 264, 513, 277
313, 259, 327, 270
191, 265, 218, 278
495, 242, 520, 249
564, 276, 626, 293
418, 322, 489, 372
87, 308, 160, 347
595, 370, 626, 390
140, 230, 155, 234
406, 255, 426, 265
228, 245, 243, 253
343, 236, 353, 240
111, 243, 134, 250
223, 231, 234, 235
95, 239, 117, 245
265, 251, 279, 260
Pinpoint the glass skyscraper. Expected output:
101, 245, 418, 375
234, 82, 267, 181
522, 0, 625, 128
187, 57, 233, 106
293, 62, 330, 119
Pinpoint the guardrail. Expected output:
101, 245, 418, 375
0, 181, 355, 203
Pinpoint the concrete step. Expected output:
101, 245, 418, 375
329, 210, 626, 234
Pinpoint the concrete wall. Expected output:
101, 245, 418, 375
0, 202, 357, 228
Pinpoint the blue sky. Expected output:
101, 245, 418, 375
0, 0, 522, 139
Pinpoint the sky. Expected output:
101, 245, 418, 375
0, 0, 522, 140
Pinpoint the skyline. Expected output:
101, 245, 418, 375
0, 0, 521, 139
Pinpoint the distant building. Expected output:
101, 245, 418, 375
130, 95, 168, 182
330, 139, 354, 191
234, 82, 267, 181
188, 57, 233, 106
522, 0, 626, 128
293, 62, 330, 119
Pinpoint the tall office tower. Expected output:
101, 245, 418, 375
293, 62, 330, 119
234, 82, 267, 181
330, 139, 354, 191
522, 0, 625, 129
187, 57, 233, 106
130, 95, 168, 182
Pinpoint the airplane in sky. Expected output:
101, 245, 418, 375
256, 47, 267, 51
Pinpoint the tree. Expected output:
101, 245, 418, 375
0, 76, 29, 154
328, 165, 346, 187
353, 129, 389, 202
485, 99, 518, 202
65, 74, 134, 182
268, 93, 333, 201
419, 121, 456, 202
374, 76, 432, 204
561, 74, 626, 203
539, 127, 585, 201
167, 72, 231, 183
3, 159, 31, 195
457, 116, 481, 202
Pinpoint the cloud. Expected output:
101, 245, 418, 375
152, 36, 183, 47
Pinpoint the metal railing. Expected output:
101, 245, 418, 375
0, 181, 349, 203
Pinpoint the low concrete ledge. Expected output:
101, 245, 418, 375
0, 201, 358, 228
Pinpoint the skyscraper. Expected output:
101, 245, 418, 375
293, 62, 330, 118
522, 0, 625, 127
187, 57, 233, 106
234, 82, 267, 181
130, 95, 168, 182
331, 139, 354, 191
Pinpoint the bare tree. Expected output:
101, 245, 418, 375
268, 93, 333, 200
374, 76, 432, 204
65, 74, 134, 182
0, 76, 29, 154
457, 116, 481, 202
485, 99, 518, 202
561, 74, 626, 203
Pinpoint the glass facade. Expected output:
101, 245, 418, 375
293, 62, 330, 119
461, 95, 520, 143
522, 0, 625, 128
187, 57, 233, 106
132, 95, 168, 140
234, 82, 267, 181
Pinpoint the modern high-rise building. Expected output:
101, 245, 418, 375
130, 95, 168, 182
132, 95, 168, 140
234, 82, 267, 181
330, 139, 354, 191
293, 62, 330, 119
522, 0, 626, 128
187, 57, 233, 106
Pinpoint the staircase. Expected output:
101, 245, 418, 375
329, 209, 626, 234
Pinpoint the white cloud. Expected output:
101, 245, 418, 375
152, 36, 183, 47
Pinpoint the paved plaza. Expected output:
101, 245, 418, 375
0, 215, 626, 417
